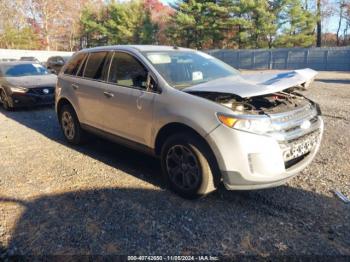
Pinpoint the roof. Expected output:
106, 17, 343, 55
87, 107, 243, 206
0, 61, 41, 67
81, 45, 193, 53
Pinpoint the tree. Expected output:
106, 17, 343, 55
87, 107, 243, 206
27, 0, 67, 50
0, 26, 41, 49
274, 0, 316, 47
168, 0, 207, 49
168, 0, 239, 49
80, 0, 161, 47
246, 0, 280, 48
144, 0, 174, 45
316, 0, 322, 46
0, 0, 42, 49
139, 10, 159, 44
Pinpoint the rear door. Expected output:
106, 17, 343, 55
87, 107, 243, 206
74, 51, 112, 129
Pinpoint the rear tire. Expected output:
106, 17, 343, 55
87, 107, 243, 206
161, 133, 216, 199
59, 104, 85, 144
0, 90, 12, 111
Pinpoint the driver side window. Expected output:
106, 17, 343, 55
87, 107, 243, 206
108, 52, 148, 89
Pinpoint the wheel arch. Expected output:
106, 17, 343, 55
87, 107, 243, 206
56, 97, 78, 120
154, 122, 222, 185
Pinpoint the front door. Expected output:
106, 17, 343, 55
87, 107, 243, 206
103, 51, 156, 146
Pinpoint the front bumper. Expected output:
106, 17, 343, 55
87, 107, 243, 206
206, 116, 324, 190
8, 93, 54, 108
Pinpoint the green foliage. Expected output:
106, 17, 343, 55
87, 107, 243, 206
80, 0, 159, 47
169, 0, 317, 49
139, 10, 159, 44
168, 0, 230, 49
274, 0, 316, 47
0, 26, 41, 49
0, 0, 324, 50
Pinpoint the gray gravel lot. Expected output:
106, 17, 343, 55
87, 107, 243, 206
0, 72, 349, 257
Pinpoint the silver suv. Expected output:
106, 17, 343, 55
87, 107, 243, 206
56, 45, 323, 199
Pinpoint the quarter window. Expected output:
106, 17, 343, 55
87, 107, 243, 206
109, 52, 148, 89
64, 53, 85, 75
84, 52, 109, 80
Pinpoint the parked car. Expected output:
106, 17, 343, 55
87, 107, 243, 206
46, 56, 71, 74
0, 58, 17, 62
55, 45, 323, 199
20, 56, 41, 64
0, 61, 57, 110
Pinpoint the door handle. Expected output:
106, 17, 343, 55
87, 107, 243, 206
71, 84, 79, 90
103, 91, 114, 98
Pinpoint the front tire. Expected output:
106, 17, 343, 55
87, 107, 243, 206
161, 133, 216, 199
59, 104, 85, 144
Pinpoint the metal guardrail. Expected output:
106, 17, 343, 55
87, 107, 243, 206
207, 47, 350, 71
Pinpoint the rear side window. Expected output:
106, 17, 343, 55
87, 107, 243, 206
64, 53, 86, 75
108, 52, 148, 89
83, 52, 109, 80
77, 55, 88, 77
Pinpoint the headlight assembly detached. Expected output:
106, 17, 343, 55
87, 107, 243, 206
217, 113, 273, 134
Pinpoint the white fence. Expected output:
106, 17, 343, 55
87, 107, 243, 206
0, 49, 74, 62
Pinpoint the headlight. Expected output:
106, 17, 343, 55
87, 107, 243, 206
10, 86, 28, 93
217, 113, 273, 134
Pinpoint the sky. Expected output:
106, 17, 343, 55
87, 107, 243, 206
159, 0, 343, 34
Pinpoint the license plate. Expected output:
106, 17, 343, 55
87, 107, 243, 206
283, 132, 319, 161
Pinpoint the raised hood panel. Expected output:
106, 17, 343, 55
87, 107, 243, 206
183, 68, 318, 98
5, 74, 57, 88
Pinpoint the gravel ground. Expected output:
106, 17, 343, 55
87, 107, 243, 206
0, 72, 349, 257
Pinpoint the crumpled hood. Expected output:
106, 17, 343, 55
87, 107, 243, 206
4, 74, 57, 88
183, 68, 318, 98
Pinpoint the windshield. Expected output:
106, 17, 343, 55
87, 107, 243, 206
62, 56, 71, 62
1, 63, 49, 77
144, 50, 239, 89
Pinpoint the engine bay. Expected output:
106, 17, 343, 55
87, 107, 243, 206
188, 89, 311, 115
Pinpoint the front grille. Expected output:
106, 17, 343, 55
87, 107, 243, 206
268, 103, 320, 143
27, 87, 54, 95
270, 104, 316, 124
283, 115, 319, 133
266, 103, 321, 169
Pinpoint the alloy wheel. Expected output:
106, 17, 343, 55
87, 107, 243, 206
61, 111, 75, 140
165, 145, 201, 191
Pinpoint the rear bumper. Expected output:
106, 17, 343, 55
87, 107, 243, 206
8, 93, 54, 108
206, 116, 323, 190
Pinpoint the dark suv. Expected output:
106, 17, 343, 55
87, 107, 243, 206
46, 56, 70, 74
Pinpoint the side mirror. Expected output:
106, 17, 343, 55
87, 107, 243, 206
146, 73, 158, 92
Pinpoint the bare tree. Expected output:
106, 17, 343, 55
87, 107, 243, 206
336, 0, 346, 46
316, 0, 322, 46
27, 0, 66, 50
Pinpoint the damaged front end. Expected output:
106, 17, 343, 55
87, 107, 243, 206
188, 89, 323, 171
